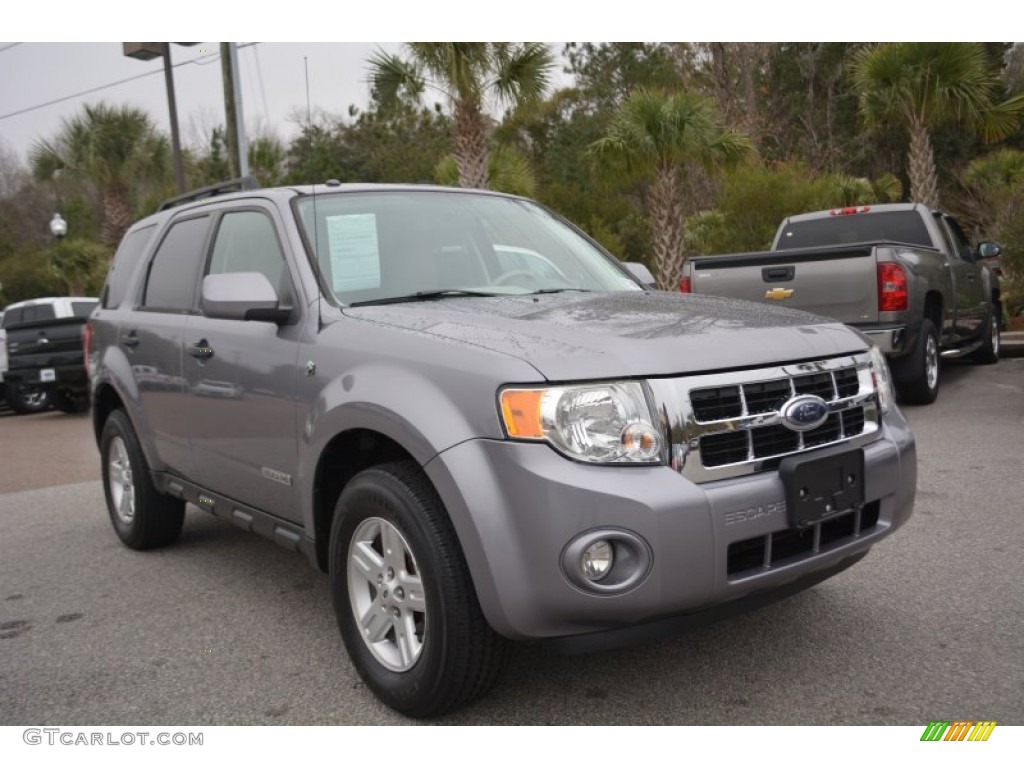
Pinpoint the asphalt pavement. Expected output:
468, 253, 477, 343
1, 358, 1022, 725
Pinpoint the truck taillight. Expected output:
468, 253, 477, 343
878, 263, 908, 311
82, 322, 93, 376
679, 276, 692, 293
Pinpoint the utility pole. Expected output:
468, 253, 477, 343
122, 42, 197, 193
161, 43, 186, 193
220, 42, 250, 179
220, 43, 240, 178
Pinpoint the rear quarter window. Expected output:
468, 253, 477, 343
104, 224, 157, 308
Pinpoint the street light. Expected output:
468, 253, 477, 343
122, 42, 198, 194
49, 213, 68, 239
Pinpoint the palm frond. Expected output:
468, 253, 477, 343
368, 50, 425, 109
490, 43, 554, 108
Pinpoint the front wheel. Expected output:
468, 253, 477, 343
893, 318, 940, 405
329, 461, 508, 717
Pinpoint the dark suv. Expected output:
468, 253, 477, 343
89, 180, 916, 716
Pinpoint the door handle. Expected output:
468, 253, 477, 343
187, 340, 214, 360
121, 332, 140, 349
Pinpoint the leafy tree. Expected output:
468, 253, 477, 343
48, 237, 110, 296
589, 89, 751, 289
190, 126, 231, 187
285, 120, 344, 184
368, 43, 553, 189
30, 103, 171, 246
851, 42, 1024, 208
248, 135, 287, 187
686, 162, 901, 255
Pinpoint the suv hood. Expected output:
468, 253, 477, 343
342, 291, 867, 381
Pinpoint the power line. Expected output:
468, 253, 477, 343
0, 48, 223, 122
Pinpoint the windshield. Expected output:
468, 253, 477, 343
293, 190, 640, 305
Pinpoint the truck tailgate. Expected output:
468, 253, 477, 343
5, 318, 87, 372
690, 244, 878, 324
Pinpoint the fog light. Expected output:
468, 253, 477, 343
581, 540, 614, 581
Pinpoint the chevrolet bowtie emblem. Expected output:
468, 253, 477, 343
765, 287, 794, 300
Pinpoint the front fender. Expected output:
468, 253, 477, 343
294, 359, 529, 535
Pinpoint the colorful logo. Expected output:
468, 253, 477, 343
920, 721, 997, 742
764, 287, 794, 300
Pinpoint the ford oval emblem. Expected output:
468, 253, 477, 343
780, 395, 829, 432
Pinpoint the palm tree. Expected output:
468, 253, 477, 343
31, 103, 169, 246
435, 143, 537, 197
589, 89, 751, 290
851, 42, 1024, 208
368, 43, 553, 189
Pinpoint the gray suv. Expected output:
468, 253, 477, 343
88, 181, 917, 716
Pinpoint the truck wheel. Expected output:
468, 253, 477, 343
893, 319, 940, 405
329, 461, 508, 717
5, 383, 51, 414
100, 409, 185, 550
970, 305, 1000, 365
52, 389, 91, 414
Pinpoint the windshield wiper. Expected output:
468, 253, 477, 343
348, 289, 502, 307
528, 288, 594, 295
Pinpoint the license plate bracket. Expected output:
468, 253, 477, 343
39, 368, 56, 383
780, 446, 864, 529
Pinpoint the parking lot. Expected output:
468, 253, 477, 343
1, 358, 1022, 725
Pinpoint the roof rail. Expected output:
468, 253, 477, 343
157, 175, 260, 212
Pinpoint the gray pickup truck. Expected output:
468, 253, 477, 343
88, 182, 916, 716
682, 203, 1002, 404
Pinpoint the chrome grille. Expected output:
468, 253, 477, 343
650, 353, 883, 483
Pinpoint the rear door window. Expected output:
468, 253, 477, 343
142, 216, 211, 312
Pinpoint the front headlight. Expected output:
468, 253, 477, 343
499, 381, 663, 464
868, 344, 894, 414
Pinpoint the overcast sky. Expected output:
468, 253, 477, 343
0, 3, 1001, 167
0, 42, 414, 164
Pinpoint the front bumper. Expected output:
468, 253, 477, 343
424, 408, 916, 642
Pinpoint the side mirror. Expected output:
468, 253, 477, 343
202, 272, 290, 323
623, 262, 657, 289
977, 241, 1002, 259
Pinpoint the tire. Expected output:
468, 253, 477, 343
52, 389, 91, 414
329, 460, 508, 717
5, 383, 51, 414
893, 318, 940, 405
970, 305, 1000, 365
100, 409, 185, 550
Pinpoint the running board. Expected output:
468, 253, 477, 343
153, 471, 316, 563
940, 339, 983, 359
